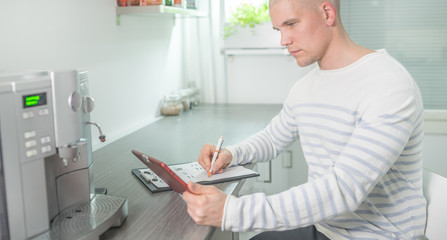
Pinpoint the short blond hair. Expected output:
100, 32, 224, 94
269, 0, 340, 18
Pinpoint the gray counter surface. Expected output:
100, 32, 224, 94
93, 104, 282, 240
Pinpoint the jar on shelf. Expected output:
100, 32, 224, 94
174, 0, 182, 7
161, 94, 183, 116
141, 0, 162, 5
127, 0, 140, 6
118, 0, 127, 6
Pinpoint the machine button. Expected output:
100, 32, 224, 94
22, 111, 35, 119
24, 130, 36, 139
41, 136, 51, 144
25, 140, 37, 148
83, 96, 95, 113
69, 91, 82, 112
38, 108, 49, 115
26, 149, 38, 158
41, 145, 52, 154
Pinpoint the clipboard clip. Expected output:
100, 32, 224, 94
142, 154, 152, 165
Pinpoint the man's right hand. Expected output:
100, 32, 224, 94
198, 144, 232, 174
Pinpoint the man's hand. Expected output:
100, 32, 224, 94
198, 144, 233, 174
183, 181, 227, 227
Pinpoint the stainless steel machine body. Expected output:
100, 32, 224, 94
0, 70, 127, 240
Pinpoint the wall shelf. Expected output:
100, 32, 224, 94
116, 5, 207, 25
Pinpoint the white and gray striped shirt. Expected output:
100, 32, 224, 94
223, 50, 426, 239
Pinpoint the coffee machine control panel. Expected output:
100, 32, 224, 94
0, 72, 56, 239
18, 91, 56, 162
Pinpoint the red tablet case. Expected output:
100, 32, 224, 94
131, 149, 189, 194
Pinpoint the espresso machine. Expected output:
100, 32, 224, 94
0, 70, 127, 240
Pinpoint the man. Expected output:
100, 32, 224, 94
183, 0, 426, 239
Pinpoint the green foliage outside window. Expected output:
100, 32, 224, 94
224, 2, 270, 38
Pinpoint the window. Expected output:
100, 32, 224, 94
224, 0, 267, 22
341, 0, 447, 109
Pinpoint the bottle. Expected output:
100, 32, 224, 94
165, 0, 172, 6
174, 0, 182, 7
186, 0, 195, 9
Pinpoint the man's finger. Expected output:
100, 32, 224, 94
188, 181, 215, 195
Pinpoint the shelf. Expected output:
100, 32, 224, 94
116, 5, 207, 24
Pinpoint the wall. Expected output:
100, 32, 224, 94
222, 22, 316, 105
181, 0, 225, 104
1, 1, 445, 177
424, 111, 447, 177
424, 135, 447, 177
0, 0, 192, 150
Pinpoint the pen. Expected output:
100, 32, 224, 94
208, 136, 224, 177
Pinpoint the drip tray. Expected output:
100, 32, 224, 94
33, 194, 128, 240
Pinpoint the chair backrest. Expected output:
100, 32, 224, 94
423, 168, 447, 240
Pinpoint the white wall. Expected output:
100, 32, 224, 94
0, 0, 193, 150
180, 0, 226, 104
424, 111, 447, 177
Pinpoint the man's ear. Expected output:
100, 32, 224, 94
322, 1, 336, 26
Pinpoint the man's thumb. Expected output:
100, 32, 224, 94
188, 181, 211, 194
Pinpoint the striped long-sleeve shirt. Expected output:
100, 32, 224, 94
223, 49, 426, 239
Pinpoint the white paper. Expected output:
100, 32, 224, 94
139, 162, 258, 188
191, 165, 258, 183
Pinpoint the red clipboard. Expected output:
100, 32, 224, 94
131, 149, 189, 194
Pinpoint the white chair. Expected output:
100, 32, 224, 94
423, 168, 447, 240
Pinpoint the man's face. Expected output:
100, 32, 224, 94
270, 0, 331, 67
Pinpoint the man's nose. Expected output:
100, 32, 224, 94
280, 31, 291, 47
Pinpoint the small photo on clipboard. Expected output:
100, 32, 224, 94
131, 150, 189, 194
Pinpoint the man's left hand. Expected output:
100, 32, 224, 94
183, 181, 227, 228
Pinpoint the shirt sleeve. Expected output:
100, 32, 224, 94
225, 104, 300, 167
222, 87, 422, 232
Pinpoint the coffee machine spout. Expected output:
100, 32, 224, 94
86, 121, 106, 142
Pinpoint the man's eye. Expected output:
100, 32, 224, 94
287, 22, 296, 26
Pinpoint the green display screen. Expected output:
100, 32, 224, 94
23, 92, 47, 108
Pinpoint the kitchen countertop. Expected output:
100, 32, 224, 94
93, 104, 282, 240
